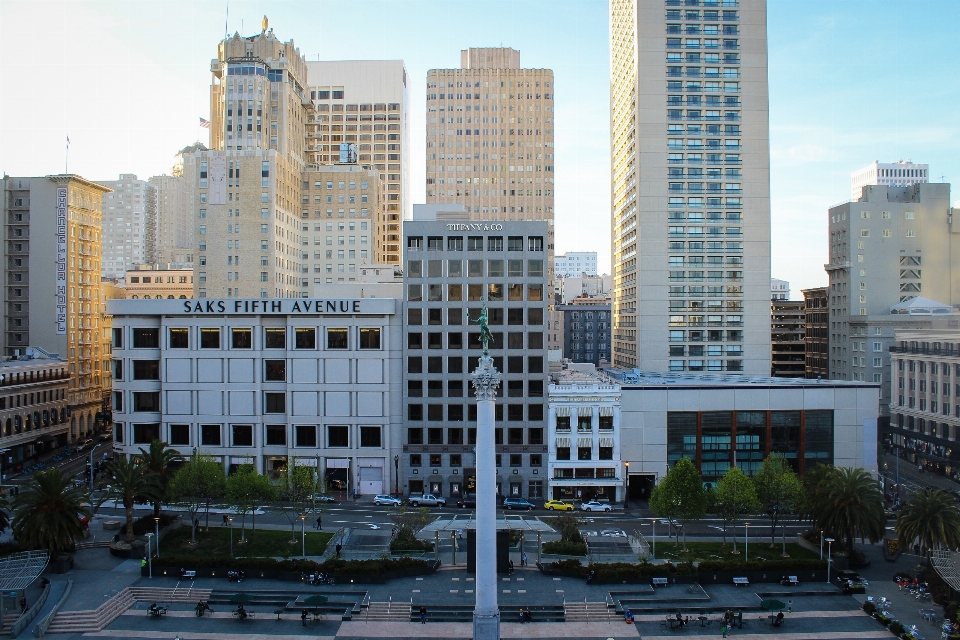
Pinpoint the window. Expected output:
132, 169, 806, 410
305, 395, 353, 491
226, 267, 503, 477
327, 425, 349, 447
201, 424, 221, 446
132, 360, 159, 380
327, 327, 348, 349
359, 327, 381, 349
112, 328, 124, 348
264, 360, 286, 381
132, 392, 160, 412
132, 328, 159, 349
264, 392, 286, 413
360, 426, 382, 447
200, 328, 220, 348
231, 328, 252, 348
265, 424, 286, 446
133, 423, 159, 444
169, 328, 189, 348
232, 424, 253, 446
265, 327, 286, 348
296, 425, 317, 447
293, 327, 316, 349
169, 424, 190, 446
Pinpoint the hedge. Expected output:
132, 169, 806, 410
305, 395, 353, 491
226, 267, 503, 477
541, 540, 587, 556
152, 554, 431, 576
544, 557, 826, 581
120, 513, 179, 536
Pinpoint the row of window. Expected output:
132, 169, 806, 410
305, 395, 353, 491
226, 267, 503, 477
408, 377, 543, 398
115, 422, 382, 449
410, 453, 543, 468
408, 331, 546, 355
114, 359, 340, 384
408, 258, 546, 279
0, 388, 65, 409
408, 236, 544, 252
408, 282, 544, 303
407, 425, 543, 445
114, 326, 381, 351
118, 391, 309, 415
407, 404, 544, 423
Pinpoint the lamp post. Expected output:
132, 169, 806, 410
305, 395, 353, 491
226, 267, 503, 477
825, 538, 835, 584
226, 516, 233, 558
819, 529, 824, 560
154, 517, 160, 558
883, 462, 889, 494
145, 533, 154, 579
623, 461, 629, 508
394, 454, 399, 497
744, 522, 749, 562
300, 514, 306, 557
651, 518, 656, 561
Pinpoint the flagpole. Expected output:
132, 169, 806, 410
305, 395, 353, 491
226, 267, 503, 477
65, 136, 70, 174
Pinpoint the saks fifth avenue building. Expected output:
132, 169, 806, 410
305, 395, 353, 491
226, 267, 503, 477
107, 296, 403, 495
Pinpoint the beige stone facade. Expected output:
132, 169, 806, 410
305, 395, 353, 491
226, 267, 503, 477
97, 174, 157, 279
123, 266, 194, 299
1, 174, 113, 440
149, 172, 193, 268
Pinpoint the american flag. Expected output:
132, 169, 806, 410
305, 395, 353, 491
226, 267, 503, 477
199, 117, 211, 129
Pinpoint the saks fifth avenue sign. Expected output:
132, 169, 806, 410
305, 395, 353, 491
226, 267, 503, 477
107, 298, 395, 316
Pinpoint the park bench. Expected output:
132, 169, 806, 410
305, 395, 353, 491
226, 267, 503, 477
780, 575, 799, 586
180, 570, 196, 579
733, 577, 749, 586
652, 577, 669, 587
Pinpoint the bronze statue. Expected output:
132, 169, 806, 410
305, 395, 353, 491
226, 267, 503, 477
470, 298, 494, 355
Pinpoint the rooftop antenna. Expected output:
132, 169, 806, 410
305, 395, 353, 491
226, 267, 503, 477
224, 1, 228, 40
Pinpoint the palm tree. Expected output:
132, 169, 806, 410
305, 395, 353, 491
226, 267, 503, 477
820, 467, 885, 556
799, 463, 836, 528
104, 457, 161, 543
138, 439, 182, 516
12, 469, 91, 554
896, 489, 960, 556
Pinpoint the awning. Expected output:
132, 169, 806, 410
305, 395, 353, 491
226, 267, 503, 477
599, 437, 615, 448
577, 437, 592, 448
600, 406, 614, 417
578, 407, 593, 417
555, 437, 571, 448
555, 406, 570, 417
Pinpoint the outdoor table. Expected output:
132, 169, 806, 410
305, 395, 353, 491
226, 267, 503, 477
273, 609, 284, 620
767, 615, 784, 627
312, 609, 325, 621
698, 615, 708, 627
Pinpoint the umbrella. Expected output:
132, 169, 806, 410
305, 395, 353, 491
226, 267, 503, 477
302, 594, 329, 606
229, 593, 254, 604
760, 599, 786, 611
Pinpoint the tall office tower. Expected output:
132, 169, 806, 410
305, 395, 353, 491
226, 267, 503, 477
305, 61, 407, 268
554, 252, 599, 277
195, 27, 309, 298
609, 0, 771, 375
150, 146, 199, 268
98, 175, 157, 278
1, 175, 113, 439
851, 160, 929, 201
825, 182, 959, 414
802, 287, 828, 379
301, 165, 382, 285
425, 48, 556, 274
770, 299, 805, 377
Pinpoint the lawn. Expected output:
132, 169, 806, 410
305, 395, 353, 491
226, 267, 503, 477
652, 540, 818, 563
162, 526, 333, 558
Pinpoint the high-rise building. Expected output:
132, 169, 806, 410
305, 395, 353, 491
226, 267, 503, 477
555, 252, 599, 277
825, 182, 959, 415
150, 145, 200, 268
609, 0, 771, 375
1, 174, 113, 440
851, 160, 929, 201
98, 174, 157, 278
556, 303, 612, 366
802, 286, 828, 379
425, 48, 556, 275
305, 60, 408, 267
771, 299, 805, 377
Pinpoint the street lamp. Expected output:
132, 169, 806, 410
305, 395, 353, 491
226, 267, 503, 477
744, 523, 749, 562
394, 454, 399, 497
883, 462, 889, 493
299, 514, 306, 557
623, 461, 630, 508
154, 517, 160, 558
651, 518, 656, 561
145, 533, 154, 579
226, 516, 233, 558
819, 529, 824, 560
825, 538, 835, 584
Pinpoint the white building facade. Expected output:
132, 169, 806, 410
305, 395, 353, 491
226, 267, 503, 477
107, 297, 403, 494
555, 252, 599, 277
98, 174, 158, 279
770, 278, 790, 300
851, 161, 929, 201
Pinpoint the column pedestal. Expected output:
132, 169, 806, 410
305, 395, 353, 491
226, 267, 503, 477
472, 353, 501, 640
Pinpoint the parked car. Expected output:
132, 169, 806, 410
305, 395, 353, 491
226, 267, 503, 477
308, 494, 337, 503
78, 439, 94, 451
544, 499, 574, 511
373, 495, 402, 507
580, 500, 612, 512
408, 494, 446, 507
600, 528, 627, 537
456, 498, 477, 508
502, 497, 534, 510
580, 530, 599, 538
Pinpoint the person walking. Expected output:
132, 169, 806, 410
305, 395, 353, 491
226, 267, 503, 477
508, 559, 514, 575
787, 600, 792, 613
301, 609, 308, 626
521, 551, 527, 567
419, 606, 427, 624
19, 595, 26, 614
335, 543, 342, 558
315, 515, 322, 530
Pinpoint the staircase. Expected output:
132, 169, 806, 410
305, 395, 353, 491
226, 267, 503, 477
128, 587, 213, 604
363, 601, 411, 622
44, 586, 213, 634
564, 601, 619, 622
75, 540, 111, 550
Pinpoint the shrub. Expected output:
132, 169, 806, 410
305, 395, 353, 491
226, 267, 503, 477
889, 621, 904, 635
120, 513, 179, 536
542, 540, 587, 556
390, 529, 433, 552
0, 542, 24, 557
862, 601, 876, 615
152, 553, 431, 576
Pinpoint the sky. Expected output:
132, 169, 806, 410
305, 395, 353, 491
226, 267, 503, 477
1, 0, 958, 294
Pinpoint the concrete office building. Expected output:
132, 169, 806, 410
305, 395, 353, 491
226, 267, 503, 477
771, 299, 805, 377
425, 48, 556, 278
851, 160, 929, 201
98, 175, 157, 278
1, 174, 114, 440
555, 252, 599, 277
0, 354, 71, 469
306, 60, 408, 266
803, 287, 828, 379
606, 369, 879, 499
107, 296, 403, 493
771, 278, 789, 300
555, 303, 612, 366
547, 365, 622, 501
888, 329, 960, 479
609, 0, 771, 374
555, 273, 611, 304
150, 168, 194, 268
402, 211, 549, 499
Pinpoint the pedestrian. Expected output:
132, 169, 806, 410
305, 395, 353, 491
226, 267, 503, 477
316, 515, 322, 530
19, 595, 26, 613
419, 605, 427, 624
519, 608, 525, 623
787, 600, 792, 613
335, 543, 342, 558
508, 559, 514, 575
521, 551, 527, 567
301, 609, 308, 626
222, 514, 228, 525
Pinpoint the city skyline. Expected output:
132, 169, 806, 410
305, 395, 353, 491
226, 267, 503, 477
1, 0, 958, 294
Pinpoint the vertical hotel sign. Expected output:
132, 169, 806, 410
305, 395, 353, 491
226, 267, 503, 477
56, 187, 68, 334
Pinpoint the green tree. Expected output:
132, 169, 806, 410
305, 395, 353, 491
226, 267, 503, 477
753, 454, 802, 547
166, 451, 225, 543
714, 466, 759, 549
798, 463, 837, 529
12, 468, 91, 554
226, 465, 276, 541
649, 457, 706, 550
138, 439, 182, 516
103, 456, 162, 543
896, 489, 960, 557
273, 465, 316, 542
0, 489, 11, 533
820, 467, 884, 557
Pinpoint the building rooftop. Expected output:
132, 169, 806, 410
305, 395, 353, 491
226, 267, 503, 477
890, 297, 958, 315
604, 369, 876, 389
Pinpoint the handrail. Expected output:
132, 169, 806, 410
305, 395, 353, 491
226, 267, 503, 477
31, 579, 72, 638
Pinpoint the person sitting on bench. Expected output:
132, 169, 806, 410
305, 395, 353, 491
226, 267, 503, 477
236, 604, 248, 620
774, 611, 784, 627
676, 611, 685, 627
624, 608, 634, 623
149, 603, 160, 617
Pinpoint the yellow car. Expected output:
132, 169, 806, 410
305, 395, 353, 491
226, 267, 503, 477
544, 500, 574, 511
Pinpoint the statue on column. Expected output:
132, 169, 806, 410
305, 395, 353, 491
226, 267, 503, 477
470, 297, 494, 356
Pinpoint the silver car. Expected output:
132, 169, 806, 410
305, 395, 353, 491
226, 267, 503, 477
580, 500, 612, 512
374, 494, 402, 507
